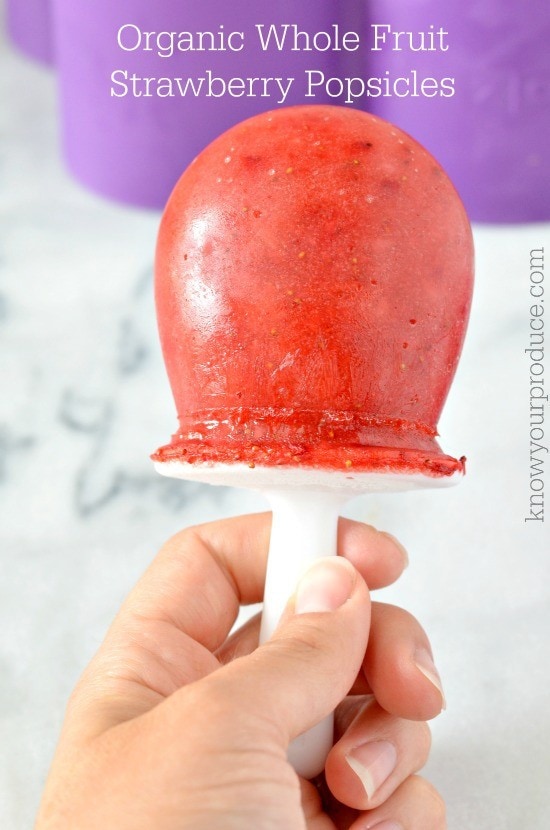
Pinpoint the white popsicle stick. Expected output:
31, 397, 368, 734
260, 489, 349, 779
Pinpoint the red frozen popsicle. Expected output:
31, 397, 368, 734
153, 105, 473, 478
152, 105, 474, 778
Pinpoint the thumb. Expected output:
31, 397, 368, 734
191, 557, 371, 749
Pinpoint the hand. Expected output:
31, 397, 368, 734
35, 513, 446, 830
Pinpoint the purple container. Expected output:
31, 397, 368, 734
52, 0, 344, 209
6, 0, 54, 65
360, 0, 550, 222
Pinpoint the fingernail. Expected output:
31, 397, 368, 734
380, 532, 409, 567
295, 558, 356, 614
366, 820, 403, 830
414, 647, 446, 710
345, 740, 397, 800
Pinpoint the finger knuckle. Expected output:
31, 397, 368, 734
270, 626, 326, 665
160, 526, 197, 557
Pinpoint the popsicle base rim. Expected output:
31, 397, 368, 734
153, 459, 462, 493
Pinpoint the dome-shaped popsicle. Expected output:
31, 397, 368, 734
153, 105, 473, 478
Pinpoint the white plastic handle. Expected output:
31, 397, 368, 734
260, 489, 348, 779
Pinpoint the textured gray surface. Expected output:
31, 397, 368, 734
1, 19, 549, 830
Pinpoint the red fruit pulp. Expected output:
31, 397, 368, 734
153, 105, 473, 476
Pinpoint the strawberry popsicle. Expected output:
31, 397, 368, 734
152, 105, 474, 777
153, 105, 473, 479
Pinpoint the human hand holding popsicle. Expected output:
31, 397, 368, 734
35, 514, 445, 830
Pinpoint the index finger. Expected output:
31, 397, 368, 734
111, 512, 407, 653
